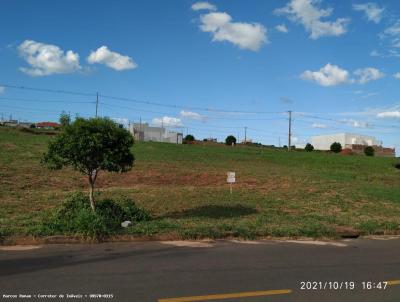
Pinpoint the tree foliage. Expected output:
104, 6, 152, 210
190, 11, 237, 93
305, 143, 314, 152
225, 135, 237, 146
184, 134, 195, 142
330, 142, 342, 153
42, 117, 134, 210
364, 146, 375, 156
59, 111, 71, 127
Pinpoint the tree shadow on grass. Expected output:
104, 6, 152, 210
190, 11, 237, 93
163, 204, 258, 219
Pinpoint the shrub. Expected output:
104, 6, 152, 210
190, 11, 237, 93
305, 143, 314, 152
119, 199, 151, 222
394, 163, 400, 170
184, 134, 195, 142
330, 142, 342, 153
364, 146, 375, 156
0, 228, 9, 244
225, 135, 237, 146
32, 192, 150, 238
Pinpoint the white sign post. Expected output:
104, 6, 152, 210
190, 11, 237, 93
227, 171, 236, 194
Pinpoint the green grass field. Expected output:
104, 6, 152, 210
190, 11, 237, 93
1, 126, 400, 240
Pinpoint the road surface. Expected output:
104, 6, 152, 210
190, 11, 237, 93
1, 237, 399, 301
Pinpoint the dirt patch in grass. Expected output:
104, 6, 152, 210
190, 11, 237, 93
1, 142, 17, 149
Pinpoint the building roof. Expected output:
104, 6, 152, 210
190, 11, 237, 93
36, 122, 60, 128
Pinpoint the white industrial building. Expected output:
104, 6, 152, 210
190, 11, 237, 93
310, 133, 395, 157
311, 133, 380, 151
129, 123, 183, 144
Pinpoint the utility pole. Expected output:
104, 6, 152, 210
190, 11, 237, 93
95, 92, 99, 117
288, 110, 292, 150
279, 136, 281, 148
244, 126, 247, 143
160, 119, 164, 142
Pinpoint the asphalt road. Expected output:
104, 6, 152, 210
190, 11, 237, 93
1, 237, 400, 302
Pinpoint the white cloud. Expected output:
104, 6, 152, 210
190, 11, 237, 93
353, 3, 384, 24
112, 117, 129, 127
382, 21, 400, 48
191, 2, 216, 11
180, 110, 206, 121
377, 111, 400, 119
383, 21, 400, 37
275, 24, 289, 33
370, 50, 381, 57
394, 72, 400, 79
199, 12, 267, 51
0, 86, 4, 94
312, 123, 327, 128
274, 0, 349, 39
301, 65, 385, 86
152, 116, 182, 127
18, 40, 81, 76
353, 67, 384, 84
300, 63, 351, 86
341, 118, 373, 128
87, 46, 137, 71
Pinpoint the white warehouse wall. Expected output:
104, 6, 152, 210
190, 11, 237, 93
311, 133, 380, 150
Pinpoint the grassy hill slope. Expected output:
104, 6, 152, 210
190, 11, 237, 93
1, 127, 400, 239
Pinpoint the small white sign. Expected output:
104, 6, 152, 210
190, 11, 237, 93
227, 171, 236, 183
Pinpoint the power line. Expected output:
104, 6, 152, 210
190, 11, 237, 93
95, 92, 99, 118
0, 96, 94, 104
0, 83, 285, 116
0, 84, 96, 97
295, 112, 400, 130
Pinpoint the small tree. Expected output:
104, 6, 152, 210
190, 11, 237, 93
330, 142, 342, 153
225, 135, 237, 146
42, 117, 134, 211
305, 143, 314, 152
364, 146, 375, 156
184, 134, 195, 142
59, 111, 71, 128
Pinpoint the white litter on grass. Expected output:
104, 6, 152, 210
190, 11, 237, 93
121, 221, 132, 228
0, 245, 43, 251
160, 241, 215, 248
281, 240, 347, 247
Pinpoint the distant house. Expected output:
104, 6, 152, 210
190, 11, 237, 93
129, 123, 182, 144
203, 137, 217, 142
18, 122, 35, 128
311, 133, 395, 157
1, 120, 19, 127
36, 122, 60, 129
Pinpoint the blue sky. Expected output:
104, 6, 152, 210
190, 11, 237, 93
0, 0, 400, 149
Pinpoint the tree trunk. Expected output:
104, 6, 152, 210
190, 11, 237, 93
88, 175, 95, 211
